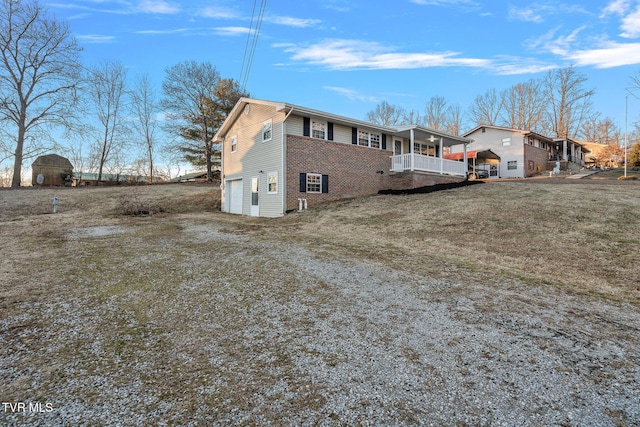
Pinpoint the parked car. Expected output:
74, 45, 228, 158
468, 168, 489, 180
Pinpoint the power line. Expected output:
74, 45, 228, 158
238, 0, 257, 89
239, 0, 267, 92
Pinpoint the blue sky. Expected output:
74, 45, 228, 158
46, 0, 640, 133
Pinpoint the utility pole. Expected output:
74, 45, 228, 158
625, 95, 628, 178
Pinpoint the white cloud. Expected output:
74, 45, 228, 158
566, 41, 640, 67
324, 86, 378, 103
620, 4, 640, 38
135, 1, 180, 14
134, 28, 190, 35
265, 15, 321, 28
212, 27, 254, 36
409, 0, 479, 8
528, 27, 587, 57
76, 34, 117, 43
508, 6, 544, 23
281, 39, 491, 71
200, 6, 240, 19
602, 0, 630, 15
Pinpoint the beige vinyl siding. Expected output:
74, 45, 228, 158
285, 114, 391, 150
455, 127, 525, 178
222, 102, 285, 217
286, 115, 304, 137
333, 124, 353, 145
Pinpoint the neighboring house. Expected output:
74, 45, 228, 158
454, 125, 586, 179
214, 98, 473, 217
581, 141, 621, 168
32, 154, 73, 186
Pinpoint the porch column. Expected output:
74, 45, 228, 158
410, 129, 415, 171
563, 139, 568, 161
463, 143, 468, 176
439, 138, 444, 174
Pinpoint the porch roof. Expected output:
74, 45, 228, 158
443, 149, 501, 161
392, 125, 472, 147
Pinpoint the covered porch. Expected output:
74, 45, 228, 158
389, 126, 472, 177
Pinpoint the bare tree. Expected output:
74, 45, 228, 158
130, 73, 158, 183
161, 61, 247, 182
0, 0, 82, 187
366, 100, 406, 126
544, 66, 595, 138
444, 104, 463, 136
629, 68, 640, 98
401, 109, 423, 126
424, 96, 448, 130
86, 60, 129, 183
581, 117, 620, 144
468, 88, 503, 127
500, 79, 546, 131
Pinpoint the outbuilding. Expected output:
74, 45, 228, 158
31, 154, 73, 186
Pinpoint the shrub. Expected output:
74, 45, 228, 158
117, 191, 165, 215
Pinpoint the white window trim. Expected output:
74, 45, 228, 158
306, 173, 322, 193
312, 119, 327, 140
357, 129, 382, 148
413, 142, 436, 156
507, 160, 518, 170
267, 171, 278, 194
230, 135, 238, 153
262, 119, 273, 142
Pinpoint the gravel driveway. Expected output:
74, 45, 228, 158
1, 216, 639, 426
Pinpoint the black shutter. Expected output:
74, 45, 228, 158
321, 175, 329, 193
299, 173, 307, 192
382, 134, 387, 150
352, 127, 357, 145
303, 117, 310, 137
328, 122, 334, 141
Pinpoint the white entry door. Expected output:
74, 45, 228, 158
227, 179, 243, 214
250, 176, 259, 217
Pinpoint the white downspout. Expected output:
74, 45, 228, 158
282, 107, 294, 214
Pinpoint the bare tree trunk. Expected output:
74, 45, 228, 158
11, 132, 24, 188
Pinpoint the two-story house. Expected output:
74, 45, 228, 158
214, 98, 473, 217
455, 125, 586, 179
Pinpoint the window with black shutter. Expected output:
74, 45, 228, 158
303, 117, 310, 137
299, 173, 307, 192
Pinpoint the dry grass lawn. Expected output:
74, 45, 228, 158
1, 177, 639, 425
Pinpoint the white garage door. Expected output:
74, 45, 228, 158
227, 179, 243, 214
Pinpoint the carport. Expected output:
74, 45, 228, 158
444, 149, 501, 179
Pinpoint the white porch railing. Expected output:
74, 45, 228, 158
390, 154, 467, 176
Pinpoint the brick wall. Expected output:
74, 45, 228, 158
389, 172, 464, 190
286, 136, 391, 210
524, 145, 552, 176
